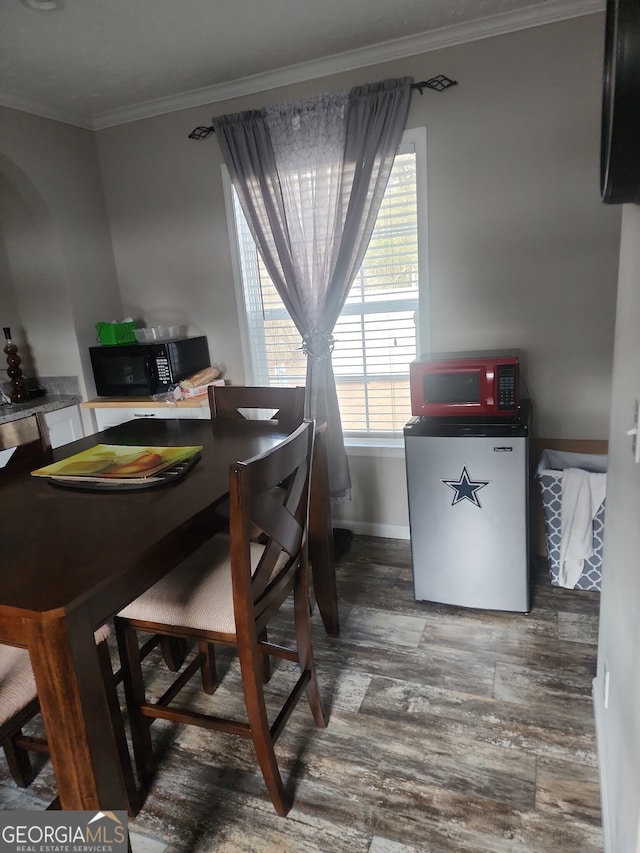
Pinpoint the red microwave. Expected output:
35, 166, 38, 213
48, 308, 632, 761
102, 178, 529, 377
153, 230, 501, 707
410, 351, 520, 418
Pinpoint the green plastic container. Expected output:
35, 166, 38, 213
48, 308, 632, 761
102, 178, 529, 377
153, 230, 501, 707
95, 321, 136, 346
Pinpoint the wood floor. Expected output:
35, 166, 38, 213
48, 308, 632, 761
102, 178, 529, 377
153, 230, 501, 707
0, 535, 603, 852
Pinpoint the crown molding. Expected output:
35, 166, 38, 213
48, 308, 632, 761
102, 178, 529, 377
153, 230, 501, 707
0, 92, 92, 130
91, 0, 605, 129
1, 0, 605, 131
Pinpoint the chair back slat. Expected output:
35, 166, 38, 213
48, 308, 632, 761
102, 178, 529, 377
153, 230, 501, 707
251, 541, 290, 602
209, 386, 305, 432
228, 420, 314, 628
250, 490, 303, 558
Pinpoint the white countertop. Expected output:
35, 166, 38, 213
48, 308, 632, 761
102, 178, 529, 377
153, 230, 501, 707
82, 396, 209, 409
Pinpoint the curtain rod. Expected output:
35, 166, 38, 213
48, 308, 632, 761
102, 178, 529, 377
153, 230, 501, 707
187, 75, 457, 140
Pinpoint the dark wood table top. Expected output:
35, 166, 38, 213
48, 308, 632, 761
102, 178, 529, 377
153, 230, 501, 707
0, 417, 289, 632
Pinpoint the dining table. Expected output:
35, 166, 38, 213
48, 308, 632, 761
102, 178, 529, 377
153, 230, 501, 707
0, 416, 338, 813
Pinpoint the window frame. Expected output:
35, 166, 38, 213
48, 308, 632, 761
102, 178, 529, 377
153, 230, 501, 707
222, 125, 430, 447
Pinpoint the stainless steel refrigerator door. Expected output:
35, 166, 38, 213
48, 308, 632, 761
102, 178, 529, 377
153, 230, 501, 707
405, 434, 529, 612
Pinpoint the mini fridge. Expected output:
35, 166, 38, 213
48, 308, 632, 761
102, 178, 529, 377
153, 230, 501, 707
403, 402, 531, 612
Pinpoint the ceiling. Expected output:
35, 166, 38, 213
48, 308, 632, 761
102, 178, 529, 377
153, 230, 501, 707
0, 0, 604, 130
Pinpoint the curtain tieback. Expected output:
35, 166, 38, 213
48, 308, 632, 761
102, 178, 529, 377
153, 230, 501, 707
301, 330, 335, 361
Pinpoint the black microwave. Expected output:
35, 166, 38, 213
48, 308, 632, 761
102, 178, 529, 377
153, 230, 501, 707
89, 336, 211, 397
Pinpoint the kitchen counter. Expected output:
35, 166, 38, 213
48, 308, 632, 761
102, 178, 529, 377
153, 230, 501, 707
82, 396, 211, 432
82, 395, 209, 410
0, 394, 83, 425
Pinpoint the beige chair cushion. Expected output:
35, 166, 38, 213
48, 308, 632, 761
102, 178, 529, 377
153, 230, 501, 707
0, 625, 111, 727
93, 624, 111, 645
118, 535, 269, 635
0, 646, 36, 725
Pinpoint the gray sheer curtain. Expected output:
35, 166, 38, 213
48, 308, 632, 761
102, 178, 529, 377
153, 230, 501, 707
213, 78, 412, 501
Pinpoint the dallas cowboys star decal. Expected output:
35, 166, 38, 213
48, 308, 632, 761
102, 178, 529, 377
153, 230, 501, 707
441, 466, 490, 508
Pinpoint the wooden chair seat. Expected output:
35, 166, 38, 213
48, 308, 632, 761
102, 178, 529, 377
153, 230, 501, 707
118, 537, 289, 634
115, 420, 326, 817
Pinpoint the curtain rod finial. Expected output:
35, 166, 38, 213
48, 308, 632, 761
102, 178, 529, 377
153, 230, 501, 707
188, 125, 215, 140
412, 75, 457, 95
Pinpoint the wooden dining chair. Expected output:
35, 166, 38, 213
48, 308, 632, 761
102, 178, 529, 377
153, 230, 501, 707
0, 626, 138, 812
202, 383, 307, 679
158, 383, 306, 677
115, 420, 326, 817
208, 384, 305, 432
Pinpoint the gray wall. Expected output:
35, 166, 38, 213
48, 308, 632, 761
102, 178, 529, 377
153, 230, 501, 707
0, 107, 122, 418
94, 12, 621, 534
595, 203, 640, 853
418, 18, 619, 440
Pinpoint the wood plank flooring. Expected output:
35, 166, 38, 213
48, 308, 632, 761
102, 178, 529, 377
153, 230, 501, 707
0, 536, 603, 852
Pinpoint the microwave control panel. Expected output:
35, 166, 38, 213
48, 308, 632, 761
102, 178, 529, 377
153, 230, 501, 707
496, 364, 517, 410
155, 356, 171, 384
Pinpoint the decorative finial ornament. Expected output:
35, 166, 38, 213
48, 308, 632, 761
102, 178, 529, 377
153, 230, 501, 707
3, 327, 29, 403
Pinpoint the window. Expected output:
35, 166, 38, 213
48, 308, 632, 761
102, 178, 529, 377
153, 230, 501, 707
224, 127, 428, 438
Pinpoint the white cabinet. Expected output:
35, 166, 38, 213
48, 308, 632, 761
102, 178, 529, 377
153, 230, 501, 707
92, 404, 209, 432
44, 405, 84, 448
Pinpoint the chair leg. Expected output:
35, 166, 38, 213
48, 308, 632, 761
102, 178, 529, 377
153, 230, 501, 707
237, 643, 292, 817
161, 637, 192, 672
96, 638, 139, 815
258, 628, 271, 684
3, 735, 35, 788
115, 618, 155, 788
294, 552, 327, 729
198, 641, 218, 694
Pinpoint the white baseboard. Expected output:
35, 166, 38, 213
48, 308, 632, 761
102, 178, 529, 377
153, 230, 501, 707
593, 676, 612, 853
331, 519, 410, 540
